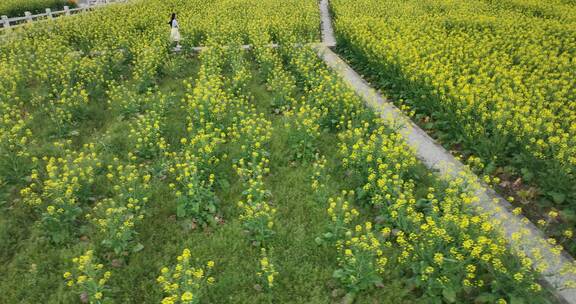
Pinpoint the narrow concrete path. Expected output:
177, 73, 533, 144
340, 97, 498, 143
315, 1, 576, 303
319, 0, 336, 47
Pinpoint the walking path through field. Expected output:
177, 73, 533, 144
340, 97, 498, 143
314, 1, 576, 303
319, 0, 336, 47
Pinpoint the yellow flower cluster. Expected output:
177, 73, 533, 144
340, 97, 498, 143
222, 40, 253, 97
157, 249, 215, 304
131, 37, 169, 91
311, 155, 328, 202
169, 157, 218, 224
286, 47, 369, 133
283, 105, 322, 162
333, 219, 388, 293
237, 174, 276, 245
0, 102, 33, 180
257, 248, 279, 290
251, 32, 297, 111
64, 250, 112, 304
321, 191, 360, 243
87, 162, 150, 255
129, 109, 169, 159
338, 123, 418, 206
106, 81, 149, 117
20, 146, 100, 242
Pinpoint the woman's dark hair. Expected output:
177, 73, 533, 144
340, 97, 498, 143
169, 13, 176, 26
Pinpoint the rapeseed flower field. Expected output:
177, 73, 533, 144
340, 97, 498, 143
0, 0, 574, 303
331, 0, 576, 255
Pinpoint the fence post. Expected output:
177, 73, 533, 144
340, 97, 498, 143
46, 8, 53, 19
24, 11, 33, 23
64, 6, 71, 15
1, 15, 10, 31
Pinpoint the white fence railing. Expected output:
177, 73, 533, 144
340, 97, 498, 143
1, 0, 127, 31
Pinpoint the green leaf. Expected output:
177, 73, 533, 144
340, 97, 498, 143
356, 187, 366, 200
332, 269, 344, 279
560, 209, 576, 222
510, 296, 526, 304
442, 287, 457, 303
485, 161, 497, 174
520, 168, 534, 182
475, 293, 497, 303
341, 293, 356, 304
547, 192, 566, 204
132, 243, 144, 253
176, 205, 186, 217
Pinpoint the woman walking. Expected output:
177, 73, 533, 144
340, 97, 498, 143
169, 13, 181, 49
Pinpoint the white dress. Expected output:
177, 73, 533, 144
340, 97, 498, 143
170, 19, 181, 42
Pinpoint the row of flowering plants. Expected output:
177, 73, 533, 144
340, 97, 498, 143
231, 42, 279, 289
167, 42, 230, 229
